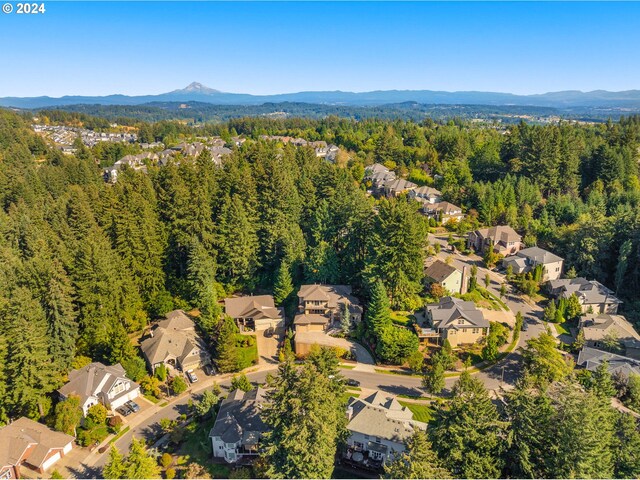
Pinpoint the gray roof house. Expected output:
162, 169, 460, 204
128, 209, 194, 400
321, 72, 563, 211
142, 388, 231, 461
209, 388, 268, 463
58, 362, 140, 415
547, 277, 622, 314
384, 179, 418, 197
294, 284, 363, 331
140, 310, 212, 373
502, 246, 564, 281
577, 346, 640, 378
579, 313, 640, 357
423, 201, 465, 223
344, 391, 427, 468
409, 186, 441, 204
422, 296, 489, 347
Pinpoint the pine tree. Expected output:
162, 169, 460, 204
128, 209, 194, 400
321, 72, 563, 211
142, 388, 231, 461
543, 300, 557, 323
565, 294, 582, 321
422, 360, 445, 394
2, 287, 55, 418
614, 413, 640, 478
273, 261, 293, 306
365, 280, 392, 339
384, 429, 451, 479
431, 371, 507, 478
103, 446, 127, 479
261, 360, 346, 479
340, 303, 351, 334
187, 239, 220, 336
592, 360, 616, 398
125, 438, 161, 479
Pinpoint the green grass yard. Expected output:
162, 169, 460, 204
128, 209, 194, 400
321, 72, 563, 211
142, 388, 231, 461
553, 322, 572, 336
177, 417, 231, 478
391, 311, 416, 326
398, 401, 434, 423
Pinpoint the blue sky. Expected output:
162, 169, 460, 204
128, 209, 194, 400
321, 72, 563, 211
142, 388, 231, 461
0, 1, 638, 97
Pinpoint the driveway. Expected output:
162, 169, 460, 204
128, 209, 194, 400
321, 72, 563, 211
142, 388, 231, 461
255, 329, 279, 364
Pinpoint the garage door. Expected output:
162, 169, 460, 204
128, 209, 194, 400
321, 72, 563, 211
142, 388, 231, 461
41, 451, 61, 472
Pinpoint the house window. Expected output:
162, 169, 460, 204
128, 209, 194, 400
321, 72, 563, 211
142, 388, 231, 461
472, 328, 479, 334
0, 470, 12, 480
457, 319, 464, 325
462, 328, 467, 333
364, 435, 369, 440
111, 381, 127, 396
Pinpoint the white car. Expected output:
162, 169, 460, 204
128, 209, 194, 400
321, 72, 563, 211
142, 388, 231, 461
186, 369, 198, 383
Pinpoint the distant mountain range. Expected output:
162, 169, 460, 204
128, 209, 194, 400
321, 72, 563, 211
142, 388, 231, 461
2, 82, 640, 110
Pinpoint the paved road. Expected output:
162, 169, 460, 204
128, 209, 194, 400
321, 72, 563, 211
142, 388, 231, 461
79, 236, 547, 476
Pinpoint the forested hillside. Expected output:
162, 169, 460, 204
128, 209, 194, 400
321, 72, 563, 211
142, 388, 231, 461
1, 108, 640, 425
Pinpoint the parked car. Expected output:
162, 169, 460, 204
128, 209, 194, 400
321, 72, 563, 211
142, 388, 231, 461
116, 406, 132, 417
346, 379, 360, 387
522, 320, 529, 331
186, 369, 198, 383
203, 365, 215, 376
125, 400, 140, 412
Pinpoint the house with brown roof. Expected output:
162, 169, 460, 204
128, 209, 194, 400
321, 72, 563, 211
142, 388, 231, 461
58, 362, 140, 415
140, 310, 212, 373
0, 417, 74, 478
468, 225, 522, 256
420, 296, 489, 347
409, 186, 441, 204
344, 391, 427, 469
424, 259, 466, 294
547, 277, 622, 314
224, 295, 284, 334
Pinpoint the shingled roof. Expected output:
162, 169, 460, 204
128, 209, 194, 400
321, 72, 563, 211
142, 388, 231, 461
424, 260, 459, 283
209, 388, 268, 445
425, 296, 489, 330
224, 295, 283, 321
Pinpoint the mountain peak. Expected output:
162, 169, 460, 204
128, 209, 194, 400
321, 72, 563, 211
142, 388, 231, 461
174, 82, 221, 95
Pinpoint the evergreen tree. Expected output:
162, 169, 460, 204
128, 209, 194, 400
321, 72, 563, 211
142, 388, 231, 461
340, 303, 351, 335
125, 438, 161, 479
614, 413, 640, 478
431, 371, 506, 478
365, 280, 392, 339
1, 287, 55, 418
187, 239, 219, 336
103, 446, 127, 479
422, 359, 445, 394
592, 360, 616, 398
384, 428, 451, 479
230, 373, 253, 392
522, 332, 573, 385
273, 260, 293, 306
261, 360, 346, 479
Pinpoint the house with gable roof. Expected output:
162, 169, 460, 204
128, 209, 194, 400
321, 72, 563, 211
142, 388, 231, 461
0, 417, 74, 477
209, 388, 268, 463
293, 284, 362, 334
344, 391, 427, 469
140, 310, 212, 373
547, 277, 622, 314
224, 295, 285, 334
420, 296, 489, 347
502, 246, 564, 282
57, 362, 140, 415
468, 225, 523, 256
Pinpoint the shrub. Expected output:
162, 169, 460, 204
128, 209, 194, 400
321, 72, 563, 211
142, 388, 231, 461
161, 453, 173, 468
165, 468, 176, 480
170, 376, 188, 395
86, 404, 108, 427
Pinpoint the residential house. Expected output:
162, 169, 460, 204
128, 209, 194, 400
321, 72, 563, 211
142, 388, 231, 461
209, 388, 268, 463
293, 284, 362, 333
409, 186, 441, 204
547, 277, 622, 314
577, 346, 640, 378
224, 295, 285, 334
293, 285, 362, 355
344, 391, 427, 469
424, 259, 466, 294
384, 179, 417, 198
420, 296, 489, 347
0, 417, 74, 477
579, 313, 640, 358
468, 225, 522, 256
140, 310, 212, 373
423, 201, 465, 223
58, 362, 140, 415
502, 246, 564, 282
364, 164, 397, 192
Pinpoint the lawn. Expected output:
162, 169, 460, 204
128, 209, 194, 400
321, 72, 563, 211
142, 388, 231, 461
553, 322, 572, 336
340, 392, 360, 404
391, 311, 416, 326
177, 417, 231, 478
458, 288, 504, 311
398, 401, 434, 423
144, 394, 161, 404
237, 336, 258, 369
